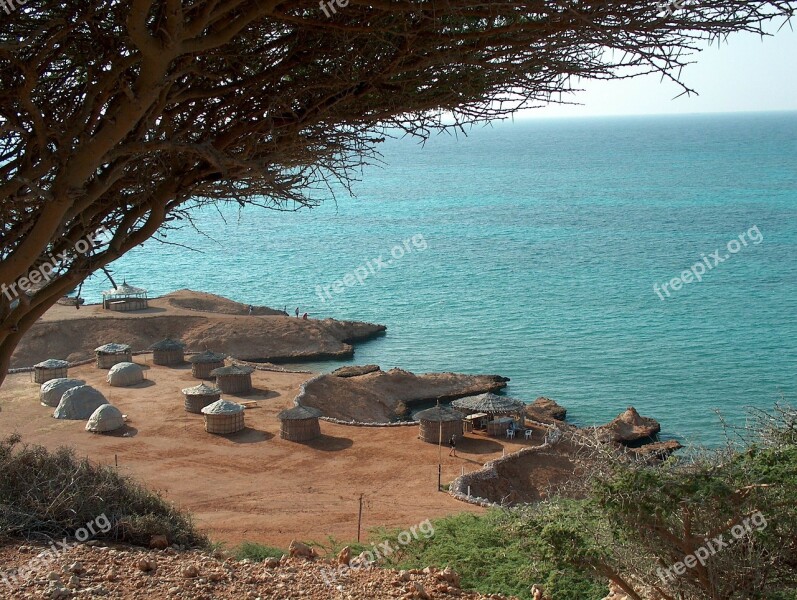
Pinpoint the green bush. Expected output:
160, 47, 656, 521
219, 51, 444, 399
0, 434, 207, 548
233, 541, 285, 561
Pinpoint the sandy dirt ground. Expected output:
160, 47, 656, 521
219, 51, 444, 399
0, 360, 540, 548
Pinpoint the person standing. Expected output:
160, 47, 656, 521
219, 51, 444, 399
248, 304, 253, 315
448, 434, 457, 457
295, 307, 300, 318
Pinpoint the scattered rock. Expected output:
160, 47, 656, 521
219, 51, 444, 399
181, 564, 199, 578
68, 561, 83, 574
627, 439, 683, 461
525, 397, 567, 422
288, 540, 316, 560
594, 406, 661, 445
337, 546, 351, 566
149, 535, 169, 550
331, 365, 381, 378
136, 557, 156, 572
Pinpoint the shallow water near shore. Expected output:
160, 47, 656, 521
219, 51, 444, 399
81, 112, 797, 446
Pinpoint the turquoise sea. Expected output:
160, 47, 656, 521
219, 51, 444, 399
81, 112, 797, 446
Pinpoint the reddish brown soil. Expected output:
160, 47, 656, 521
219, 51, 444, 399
0, 361, 540, 548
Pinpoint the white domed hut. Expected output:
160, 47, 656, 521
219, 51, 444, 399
201, 399, 245, 434
86, 404, 125, 433
107, 362, 145, 387
53, 385, 108, 420
40, 378, 86, 407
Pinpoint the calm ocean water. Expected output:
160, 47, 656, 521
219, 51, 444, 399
81, 112, 797, 446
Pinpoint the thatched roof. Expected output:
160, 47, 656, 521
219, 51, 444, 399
181, 383, 221, 396
150, 338, 186, 351
451, 392, 525, 415
102, 282, 147, 297
95, 343, 132, 354
201, 399, 244, 415
278, 405, 323, 420
53, 385, 108, 420
34, 359, 69, 369
415, 405, 463, 422
187, 350, 226, 364
86, 404, 125, 433
210, 364, 254, 377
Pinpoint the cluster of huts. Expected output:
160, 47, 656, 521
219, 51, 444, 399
415, 393, 527, 444
34, 337, 325, 443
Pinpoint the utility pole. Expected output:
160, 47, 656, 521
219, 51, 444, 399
437, 398, 442, 491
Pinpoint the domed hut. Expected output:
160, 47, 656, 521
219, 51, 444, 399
210, 364, 254, 394
86, 404, 125, 434
416, 405, 464, 444
181, 383, 221, 414
101, 281, 148, 311
201, 399, 245, 435
53, 385, 107, 420
95, 343, 133, 369
278, 405, 323, 442
40, 378, 86, 407
187, 351, 226, 379
150, 338, 186, 366
107, 362, 145, 387
33, 359, 69, 384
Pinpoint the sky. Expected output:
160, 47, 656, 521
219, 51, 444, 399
521, 23, 797, 118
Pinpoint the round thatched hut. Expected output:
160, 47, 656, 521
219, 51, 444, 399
102, 282, 148, 311
201, 399, 245, 434
86, 404, 125, 433
181, 383, 221, 414
210, 364, 254, 394
278, 405, 323, 442
33, 359, 69, 384
107, 362, 145, 387
451, 393, 526, 436
95, 343, 133, 369
40, 378, 86, 407
187, 351, 226, 379
150, 338, 186, 366
53, 385, 108, 420
416, 405, 464, 444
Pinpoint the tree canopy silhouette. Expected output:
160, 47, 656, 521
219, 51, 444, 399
0, 0, 794, 381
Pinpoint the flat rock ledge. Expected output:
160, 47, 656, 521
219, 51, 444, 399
294, 367, 509, 424
525, 396, 567, 423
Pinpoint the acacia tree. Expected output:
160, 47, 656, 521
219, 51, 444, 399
0, 0, 794, 383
